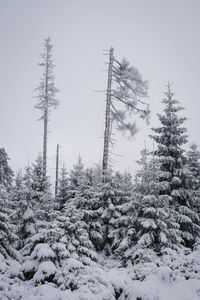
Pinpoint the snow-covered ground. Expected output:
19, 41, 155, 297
1, 249, 200, 300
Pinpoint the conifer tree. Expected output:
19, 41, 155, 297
69, 155, 85, 190
56, 165, 69, 211
186, 144, 200, 218
21, 216, 67, 285
135, 147, 160, 195
30, 154, 53, 221
187, 144, 200, 191
107, 172, 135, 256
11, 168, 36, 249
10, 171, 27, 248
0, 148, 14, 189
150, 84, 200, 247
0, 186, 17, 259
35, 37, 59, 178
87, 172, 135, 255
102, 48, 149, 176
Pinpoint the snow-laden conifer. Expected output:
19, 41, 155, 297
150, 84, 200, 247
56, 165, 69, 211
0, 186, 18, 260
0, 148, 14, 189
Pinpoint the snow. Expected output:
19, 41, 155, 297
31, 243, 56, 260
1, 257, 200, 300
1, 240, 200, 300
33, 261, 57, 284
119, 274, 200, 300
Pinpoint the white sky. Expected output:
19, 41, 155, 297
0, 0, 200, 181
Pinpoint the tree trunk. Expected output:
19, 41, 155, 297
102, 47, 114, 178
43, 106, 48, 178
43, 40, 50, 179
55, 144, 59, 197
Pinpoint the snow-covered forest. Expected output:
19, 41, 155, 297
1, 1, 200, 299
1, 46, 200, 299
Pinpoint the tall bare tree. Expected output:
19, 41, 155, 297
102, 47, 150, 177
35, 37, 59, 178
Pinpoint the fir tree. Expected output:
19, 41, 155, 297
186, 144, 200, 191
0, 186, 17, 259
90, 172, 135, 256
135, 147, 160, 196
0, 148, 14, 189
30, 154, 52, 221
69, 155, 85, 190
56, 165, 69, 211
150, 84, 200, 248
186, 144, 200, 219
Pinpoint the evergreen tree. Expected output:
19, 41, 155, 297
135, 147, 160, 195
186, 144, 200, 218
0, 148, 14, 189
107, 172, 136, 257
0, 186, 17, 259
91, 163, 102, 187
30, 154, 52, 221
10, 171, 27, 248
62, 161, 97, 261
150, 84, 200, 247
69, 155, 85, 190
21, 217, 67, 285
187, 144, 200, 191
86, 172, 135, 256
56, 165, 69, 211
17, 164, 37, 249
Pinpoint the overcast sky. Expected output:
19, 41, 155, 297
0, 0, 200, 180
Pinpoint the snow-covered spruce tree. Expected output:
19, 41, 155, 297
150, 84, 200, 248
19, 156, 57, 283
19, 161, 66, 285
20, 215, 69, 285
35, 37, 59, 178
186, 144, 200, 217
186, 144, 200, 191
56, 165, 69, 211
11, 164, 38, 252
20, 157, 96, 288
0, 149, 17, 260
91, 163, 102, 187
75, 175, 104, 252
91, 171, 135, 256
61, 159, 97, 262
134, 147, 160, 196
66, 155, 88, 202
0, 185, 17, 260
9, 171, 28, 248
69, 155, 85, 190
106, 172, 137, 257
13, 167, 37, 250
30, 154, 53, 221
0, 148, 14, 189
53, 178, 98, 290
115, 168, 172, 262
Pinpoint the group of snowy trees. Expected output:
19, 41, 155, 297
0, 83, 200, 291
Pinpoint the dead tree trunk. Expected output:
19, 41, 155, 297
43, 106, 48, 178
43, 40, 50, 179
102, 47, 114, 178
55, 144, 59, 197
